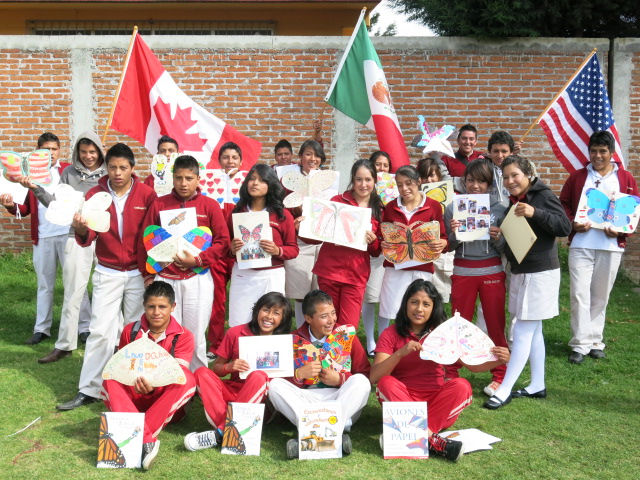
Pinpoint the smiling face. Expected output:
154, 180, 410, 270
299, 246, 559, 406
247, 171, 268, 200
144, 295, 176, 333
352, 165, 375, 202
502, 163, 531, 198
219, 148, 242, 172
299, 147, 322, 174
107, 157, 133, 192
275, 147, 293, 166
458, 130, 477, 156
78, 142, 102, 171
406, 290, 434, 335
40, 141, 60, 165
173, 167, 200, 200
489, 143, 512, 168
396, 173, 420, 204
256, 305, 284, 335
464, 174, 489, 194
589, 144, 613, 174
373, 155, 390, 174
305, 302, 336, 339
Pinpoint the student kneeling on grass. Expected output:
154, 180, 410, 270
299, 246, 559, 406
102, 281, 196, 471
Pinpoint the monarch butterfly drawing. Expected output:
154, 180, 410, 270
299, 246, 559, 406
168, 211, 187, 226
239, 224, 262, 243
222, 405, 247, 455
381, 221, 441, 264
97, 414, 126, 468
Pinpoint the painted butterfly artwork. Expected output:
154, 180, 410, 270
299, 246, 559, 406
420, 312, 497, 365
168, 211, 187, 226
199, 169, 247, 206
239, 224, 262, 243
97, 414, 126, 468
222, 405, 247, 455
381, 221, 441, 264
45, 184, 113, 232
281, 169, 339, 208
298, 197, 372, 251
143, 225, 213, 274
420, 180, 454, 213
416, 116, 456, 157
406, 437, 430, 454
150, 153, 179, 196
576, 188, 640, 233
0, 149, 52, 186
376, 172, 398, 206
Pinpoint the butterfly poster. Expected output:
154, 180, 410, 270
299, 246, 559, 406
298, 401, 343, 460
381, 221, 441, 269
143, 225, 213, 275
299, 197, 371, 251
420, 312, 497, 365
574, 187, 640, 234
0, 149, 52, 186
238, 334, 294, 379
420, 180, 454, 213
159, 206, 197, 237
200, 169, 248, 206
97, 412, 144, 469
416, 116, 456, 157
150, 153, 179, 196
500, 206, 537, 264
221, 403, 265, 456
45, 184, 113, 233
382, 402, 429, 459
282, 169, 340, 208
452, 194, 490, 241
376, 172, 398, 206
102, 334, 187, 387
232, 211, 273, 269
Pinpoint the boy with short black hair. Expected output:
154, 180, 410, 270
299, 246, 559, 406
486, 131, 517, 206
274, 139, 293, 166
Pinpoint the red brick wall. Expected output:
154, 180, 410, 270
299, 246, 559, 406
1, 39, 639, 279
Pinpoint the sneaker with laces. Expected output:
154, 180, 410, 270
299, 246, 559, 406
184, 430, 220, 451
141, 440, 160, 470
484, 381, 501, 396
428, 433, 464, 462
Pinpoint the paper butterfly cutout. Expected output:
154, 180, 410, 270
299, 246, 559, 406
293, 324, 355, 386
150, 153, 179, 196
383, 416, 402, 432
416, 116, 456, 157
381, 221, 441, 264
200, 169, 248, 206
239, 224, 262, 243
421, 180, 454, 213
376, 172, 399, 206
143, 225, 213, 274
102, 334, 186, 387
419, 312, 498, 365
583, 188, 640, 232
406, 437, 430, 454
45, 184, 113, 232
0, 149, 52, 186
282, 170, 338, 208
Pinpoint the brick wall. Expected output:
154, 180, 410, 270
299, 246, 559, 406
1, 36, 639, 280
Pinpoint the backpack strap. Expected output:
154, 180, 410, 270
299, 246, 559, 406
129, 320, 142, 343
170, 334, 180, 357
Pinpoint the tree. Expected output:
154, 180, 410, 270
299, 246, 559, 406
390, 0, 640, 37
368, 12, 398, 36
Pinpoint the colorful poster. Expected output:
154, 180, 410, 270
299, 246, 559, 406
45, 184, 112, 233
143, 224, 212, 275
574, 187, 640, 234
221, 403, 265, 456
376, 172, 398, 206
199, 169, 247, 206
97, 412, 144, 469
299, 197, 371, 251
381, 220, 441, 269
282, 169, 340, 208
382, 402, 429, 459
0, 149, 52, 186
238, 334, 294, 379
452, 193, 490, 241
232, 211, 273, 269
420, 180, 454, 213
298, 402, 343, 460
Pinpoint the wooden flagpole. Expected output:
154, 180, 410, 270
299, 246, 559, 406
520, 48, 597, 143
102, 26, 139, 147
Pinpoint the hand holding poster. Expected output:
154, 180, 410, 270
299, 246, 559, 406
574, 187, 640, 234
452, 194, 490, 241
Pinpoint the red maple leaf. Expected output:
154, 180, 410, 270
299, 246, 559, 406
152, 99, 208, 152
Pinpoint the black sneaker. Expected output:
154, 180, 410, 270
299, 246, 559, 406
142, 440, 160, 470
428, 433, 464, 462
286, 439, 298, 459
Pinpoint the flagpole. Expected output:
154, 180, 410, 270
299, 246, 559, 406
102, 26, 139, 147
520, 48, 597, 143
323, 7, 367, 102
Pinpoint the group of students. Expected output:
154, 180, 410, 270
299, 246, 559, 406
2, 124, 636, 469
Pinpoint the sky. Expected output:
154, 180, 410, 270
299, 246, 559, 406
371, 0, 435, 36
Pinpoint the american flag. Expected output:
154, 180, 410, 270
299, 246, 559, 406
538, 53, 624, 173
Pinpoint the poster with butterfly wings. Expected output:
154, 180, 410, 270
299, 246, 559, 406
376, 172, 398, 206
299, 197, 371, 251
574, 187, 640, 234
222, 403, 265, 456
452, 194, 490, 241
97, 412, 144, 469
232, 211, 273, 269
381, 221, 441, 269
200, 169, 248, 207
45, 184, 113, 233
420, 312, 497, 365
420, 180, 454, 213
282, 169, 340, 208
1, 149, 52, 186
159, 207, 197, 237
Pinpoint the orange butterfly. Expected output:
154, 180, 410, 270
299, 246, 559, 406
222, 405, 246, 455
97, 414, 126, 468
381, 221, 440, 264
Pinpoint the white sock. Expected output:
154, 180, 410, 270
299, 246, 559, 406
362, 303, 377, 353
294, 301, 305, 328
526, 322, 546, 393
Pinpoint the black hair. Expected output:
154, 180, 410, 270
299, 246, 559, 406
395, 279, 447, 338
458, 124, 477, 138
219, 141, 242, 160
501, 155, 535, 177
173, 155, 200, 175
463, 158, 493, 185
157, 135, 179, 152
298, 140, 326, 165
302, 289, 334, 318
274, 139, 293, 153
234, 163, 286, 220
346, 159, 382, 222
37, 132, 60, 148
143, 281, 176, 305
416, 158, 442, 182
105, 143, 135, 167
369, 150, 392, 171
247, 292, 292, 335
588, 131, 615, 152
394, 165, 421, 186
487, 131, 515, 153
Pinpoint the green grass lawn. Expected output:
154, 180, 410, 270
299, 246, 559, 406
1, 249, 639, 479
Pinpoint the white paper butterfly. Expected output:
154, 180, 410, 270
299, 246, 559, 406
45, 184, 112, 233
282, 170, 339, 208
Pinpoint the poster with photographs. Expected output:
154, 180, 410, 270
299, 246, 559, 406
452, 194, 490, 241
238, 334, 294, 379
232, 211, 273, 270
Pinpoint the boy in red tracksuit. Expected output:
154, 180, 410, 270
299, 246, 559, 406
56, 143, 157, 411
102, 281, 196, 471
144, 155, 230, 371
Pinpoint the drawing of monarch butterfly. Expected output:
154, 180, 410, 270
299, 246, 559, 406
222, 405, 246, 455
239, 224, 262, 243
168, 211, 187, 226
381, 221, 441, 264
97, 414, 126, 468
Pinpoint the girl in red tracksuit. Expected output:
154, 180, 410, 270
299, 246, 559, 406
227, 163, 299, 326
185, 292, 292, 451
312, 159, 382, 330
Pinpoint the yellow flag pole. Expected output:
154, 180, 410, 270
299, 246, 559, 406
520, 48, 598, 143
102, 26, 139, 147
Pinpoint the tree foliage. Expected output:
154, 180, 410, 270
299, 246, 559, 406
368, 12, 398, 36
390, 0, 640, 37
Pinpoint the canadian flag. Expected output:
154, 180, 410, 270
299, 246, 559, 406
110, 33, 261, 168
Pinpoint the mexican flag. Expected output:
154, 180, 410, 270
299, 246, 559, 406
109, 32, 261, 169
325, 9, 409, 172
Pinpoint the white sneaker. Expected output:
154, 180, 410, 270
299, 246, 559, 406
483, 381, 501, 397
141, 440, 160, 470
184, 431, 219, 451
